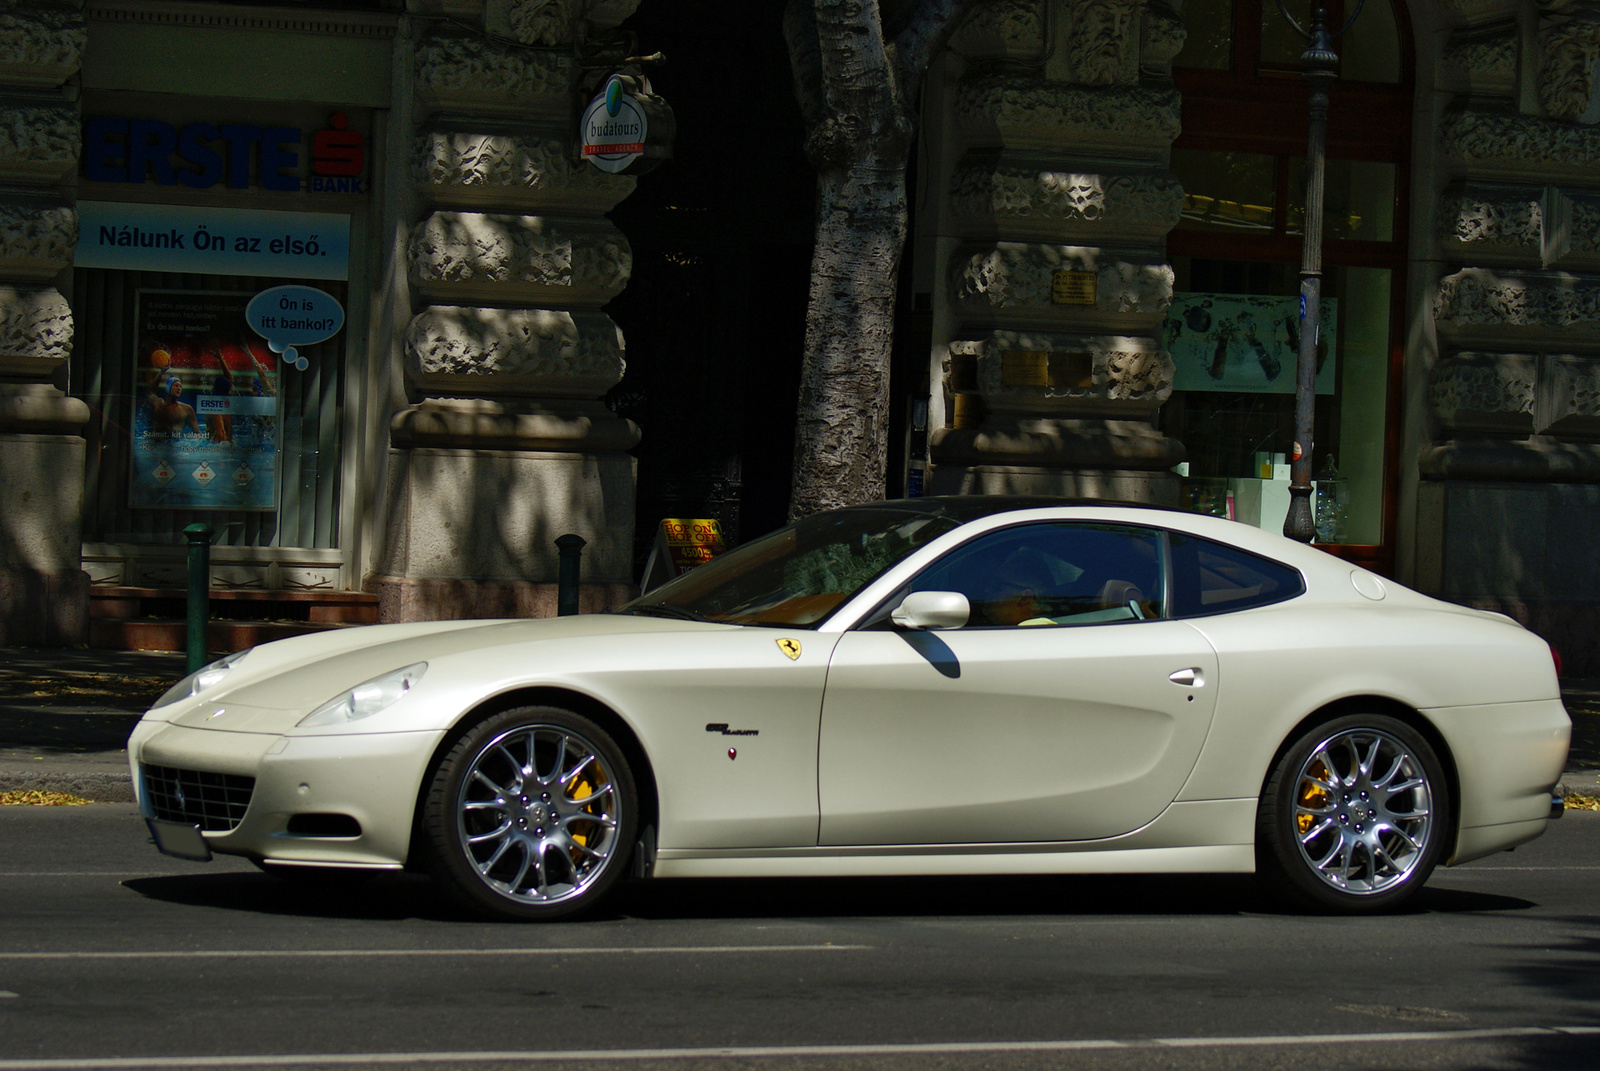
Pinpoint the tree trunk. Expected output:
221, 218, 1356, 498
785, 0, 972, 520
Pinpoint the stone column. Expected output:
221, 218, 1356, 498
1421, 2, 1600, 672
369, 0, 643, 621
924, 0, 1186, 500
0, 3, 88, 646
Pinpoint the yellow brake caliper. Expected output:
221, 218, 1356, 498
1297, 759, 1331, 835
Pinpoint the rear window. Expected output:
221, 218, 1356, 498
1167, 531, 1304, 617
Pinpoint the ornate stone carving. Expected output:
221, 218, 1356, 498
956, 72, 1181, 149
1568, 195, 1600, 255
1428, 352, 1536, 434
414, 27, 575, 117
0, 6, 85, 87
951, 243, 1175, 318
506, 0, 581, 45
405, 306, 625, 397
1543, 353, 1600, 436
1540, 15, 1600, 123
0, 105, 77, 184
1442, 24, 1517, 93
949, 0, 1046, 58
949, 155, 1184, 236
0, 200, 75, 281
409, 212, 632, 305
950, 331, 1174, 406
1435, 268, 1600, 333
1437, 185, 1543, 256
413, 132, 635, 212
1141, 0, 1187, 71
0, 287, 71, 375
1442, 106, 1600, 173
1066, 0, 1140, 85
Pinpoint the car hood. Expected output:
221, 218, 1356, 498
154, 615, 739, 721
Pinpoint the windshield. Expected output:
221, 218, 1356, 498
624, 508, 961, 627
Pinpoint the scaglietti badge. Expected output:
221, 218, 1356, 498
777, 638, 801, 660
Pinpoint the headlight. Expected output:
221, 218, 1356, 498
299, 663, 427, 727
150, 649, 251, 710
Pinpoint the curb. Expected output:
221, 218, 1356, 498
0, 765, 134, 803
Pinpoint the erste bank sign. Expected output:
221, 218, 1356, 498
84, 112, 367, 195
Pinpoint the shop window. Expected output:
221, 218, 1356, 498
72, 268, 345, 551
1180, 0, 1402, 83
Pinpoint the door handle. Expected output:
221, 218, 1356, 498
1169, 667, 1204, 687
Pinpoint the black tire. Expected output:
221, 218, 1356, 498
421, 706, 637, 921
1257, 713, 1450, 914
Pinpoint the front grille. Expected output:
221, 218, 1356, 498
143, 764, 255, 832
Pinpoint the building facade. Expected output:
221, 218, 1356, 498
2, 0, 1597, 671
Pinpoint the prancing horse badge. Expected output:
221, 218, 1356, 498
776, 638, 802, 660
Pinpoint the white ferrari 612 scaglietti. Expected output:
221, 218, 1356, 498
131, 498, 1571, 919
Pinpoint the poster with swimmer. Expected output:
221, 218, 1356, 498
1165, 293, 1338, 395
131, 291, 281, 510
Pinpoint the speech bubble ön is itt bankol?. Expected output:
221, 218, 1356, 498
246, 285, 345, 371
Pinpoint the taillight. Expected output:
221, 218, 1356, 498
1551, 644, 1563, 677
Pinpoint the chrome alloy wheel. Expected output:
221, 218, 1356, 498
454, 724, 622, 905
1290, 727, 1434, 896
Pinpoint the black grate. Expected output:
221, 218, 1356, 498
143, 764, 255, 832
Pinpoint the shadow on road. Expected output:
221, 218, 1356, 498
120, 868, 1537, 924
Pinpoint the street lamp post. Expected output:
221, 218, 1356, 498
1280, 0, 1364, 542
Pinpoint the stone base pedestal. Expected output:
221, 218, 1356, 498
1, 388, 90, 646
367, 576, 636, 624
927, 464, 1180, 504
371, 399, 640, 623
0, 567, 89, 646
1416, 475, 1600, 674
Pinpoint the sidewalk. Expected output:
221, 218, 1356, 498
1, 645, 1598, 803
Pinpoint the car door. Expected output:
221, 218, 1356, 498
817, 522, 1221, 846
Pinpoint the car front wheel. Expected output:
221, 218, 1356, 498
1258, 714, 1449, 913
421, 706, 636, 921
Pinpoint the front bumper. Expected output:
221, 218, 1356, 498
129, 719, 445, 867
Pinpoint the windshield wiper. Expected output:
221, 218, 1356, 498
627, 603, 708, 622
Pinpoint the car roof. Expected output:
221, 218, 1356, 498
838, 495, 1182, 522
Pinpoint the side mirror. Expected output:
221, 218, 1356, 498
890, 590, 970, 630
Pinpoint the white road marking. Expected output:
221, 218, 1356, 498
0, 945, 868, 962
0, 1027, 1597, 1068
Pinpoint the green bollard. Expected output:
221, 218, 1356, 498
184, 524, 213, 673
555, 534, 586, 616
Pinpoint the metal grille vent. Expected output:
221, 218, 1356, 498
143, 764, 255, 832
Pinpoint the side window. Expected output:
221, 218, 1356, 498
911, 523, 1165, 627
1167, 531, 1304, 617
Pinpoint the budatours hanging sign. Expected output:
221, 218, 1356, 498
579, 72, 674, 175
83, 112, 367, 195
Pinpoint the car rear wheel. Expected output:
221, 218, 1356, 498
421, 706, 636, 921
1258, 714, 1449, 913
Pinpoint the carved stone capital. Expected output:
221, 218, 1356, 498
405, 305, 624, 398
1428, 351, 1537, 435
1539, 14, 1600, 123
1542, 354, 1600, 438
1437, 184, 1543, 259
413, 131, 635, 213
949, 0, 1046, 58
955, 72, 1181, 152
0, 286, 70, 376
0, 5, 85, 88
1567, 194, 1600, 258
951, 243, 1175, 323
1442, 23, 1518, 97
1435, 268, 1600, 344
1442, 106, 1600, 179
409, 212, 632, 307
414, 27, 576, 118
1141, 0, 1187, 73
0, 104, 77, 184
948, 331, 1173, 415
0, 199, 75, 282
949, 153, 1184, 240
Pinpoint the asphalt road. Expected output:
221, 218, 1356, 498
0, 806, 1597, 1071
